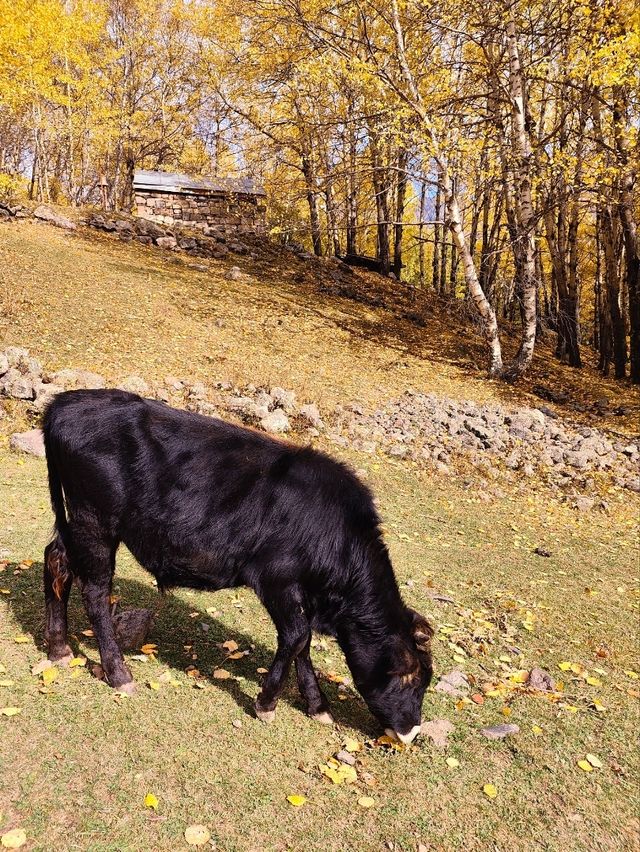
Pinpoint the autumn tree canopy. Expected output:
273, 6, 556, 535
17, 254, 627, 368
0, 0, 637, 381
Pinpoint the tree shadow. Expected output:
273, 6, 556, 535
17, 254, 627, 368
4, 562, 380, 738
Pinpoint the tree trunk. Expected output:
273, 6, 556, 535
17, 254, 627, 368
393, 147, 408, 279
432, 182, 441, 291
301, 150, 323, 256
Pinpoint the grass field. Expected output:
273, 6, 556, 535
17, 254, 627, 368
1, 222, 639, 851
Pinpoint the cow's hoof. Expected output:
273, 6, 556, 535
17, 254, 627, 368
311, 710, 335, 725
115, 680, 136, 696
48, 644, 73, 664
255, 704, 276, 723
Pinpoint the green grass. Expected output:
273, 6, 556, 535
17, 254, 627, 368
1, 451, 638, 851
0, 221, 638, 850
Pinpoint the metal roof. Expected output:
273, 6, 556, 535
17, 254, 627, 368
133, 170, 266, 196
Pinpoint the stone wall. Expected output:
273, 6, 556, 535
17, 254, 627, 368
134, 190, 266, 234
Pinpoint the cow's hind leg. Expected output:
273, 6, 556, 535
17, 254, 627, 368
295, 636, 334, 724
73, 527, 134, 692
255, 585, 321, 723
44, 536, 73, 663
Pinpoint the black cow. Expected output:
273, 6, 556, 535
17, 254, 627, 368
43, 390, 433, 742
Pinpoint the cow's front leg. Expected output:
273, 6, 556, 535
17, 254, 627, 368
255, 588, 310, 722
295, 636, 334, 724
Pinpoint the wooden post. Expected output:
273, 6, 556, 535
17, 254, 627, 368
99, 174, 109, 211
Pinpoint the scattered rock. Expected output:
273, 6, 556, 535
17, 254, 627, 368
9, 429, 45, 457
225, 266, 242, 281
480, 723, 520, 740
260, 409, 290, 434
533, 547, 552, 558
527, 668, 555, 692
112, 608, 154, 651
421, 718, 455, 748
155, 236, 177, 250
270, 386, 296, 413
118, 375, 150, 396
33, 205, 76, 230
32, 381, 64, 413
335, 750, 356, 766
435, 670, 469, 698
298, 403, 324, 429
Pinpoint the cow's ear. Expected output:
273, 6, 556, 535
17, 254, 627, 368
391, 641, 421, 685
410, 609, 434, 653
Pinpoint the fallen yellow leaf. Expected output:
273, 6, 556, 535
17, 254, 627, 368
483, 784, 498, 799
42, 667, 58, 686
531, 725, 543, 736
357, 796, 375, 808
69, 657, 86, 668
1, 828, 26, 849
148, 681, 160, 691
222, 640, 239, 652
144, 793, 158, 810
213, 669, 230, 680
140, 643, 157, 654
558, 662, 572, 671
0, 707, 21, 717
585, 677, 602, 687
0, 680, 14, 688
184, 825, 211, 846
577, 760, 593, 772
344, 738, 361, 753
586, 754, 603, 769
13, 636, 29, 644
286, 794, 306, 807
446, 757, 460, 768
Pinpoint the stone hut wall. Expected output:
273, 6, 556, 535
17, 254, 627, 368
134, 189, 266, 234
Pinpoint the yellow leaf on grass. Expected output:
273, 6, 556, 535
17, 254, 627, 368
256, 667, 268, 674
0, 681, 14, 688
593, 700, 606, 712
344, 738, 361, 753
483, 784, 498, 799
319, 762, 357, 785
1, 828, 27, 849
42, 667, 58, 686
81, 629, 94, 637
222, 640, 239, 653
148, 681, 160, 691
521, 621, 534, 632
13, 636, 29, 644
69, 657, 86, 668
0, 707, 21, 717
453, 655, 465, 664
570, 664, 583, 675
531, 725, 543, 736
510, 671, 528, 684
585, 677, 602, 687
228, 651, 244, 660
558, 662, 572, 671
140, 643, 157, 654
213, 669, 230, 680
184, 825, 211, 846
577, 760, 593, 772
358, 796, 375, 808
144, 793, 158, 810
286, 794, 306, 807
586, 754, 603, 769
624, 670, 638, 680
446, 757, 460, 768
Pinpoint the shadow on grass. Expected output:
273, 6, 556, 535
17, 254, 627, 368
4, 562, 380, 738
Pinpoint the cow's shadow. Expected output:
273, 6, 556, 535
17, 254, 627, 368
4, 562, 379, 737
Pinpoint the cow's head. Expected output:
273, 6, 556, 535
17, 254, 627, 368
355, 608, 434, 744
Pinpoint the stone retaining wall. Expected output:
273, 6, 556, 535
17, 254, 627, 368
134, 190, 266, 234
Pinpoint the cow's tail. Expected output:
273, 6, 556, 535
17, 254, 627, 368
43, 408, 71, 599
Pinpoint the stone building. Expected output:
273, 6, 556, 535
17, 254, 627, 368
133, 170, 266, 234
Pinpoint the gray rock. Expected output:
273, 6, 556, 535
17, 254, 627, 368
118, 375, 149, 395
270, 386, 296, 413
298, 403, 323, 429
225, 266, 242, 281
573, 496, 596, 512
260, 409, 290, 433
32, 381, 64, 413
1, 369, 34, 399
33, 205, 76, 230
335, 750, 356, 766
388, 444, 408, 458
10, 428, 45, 457
435, 670, 469, 697
4, 346, 31, 368
0, 354, 8, 376
421, 718, 455, 748
480, 723, 520, 740
47, 368, 105, 390
227, 396, 258, 415
155, 236, 177, 249
164, 376, 184, 391
528, 668, 555, 692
